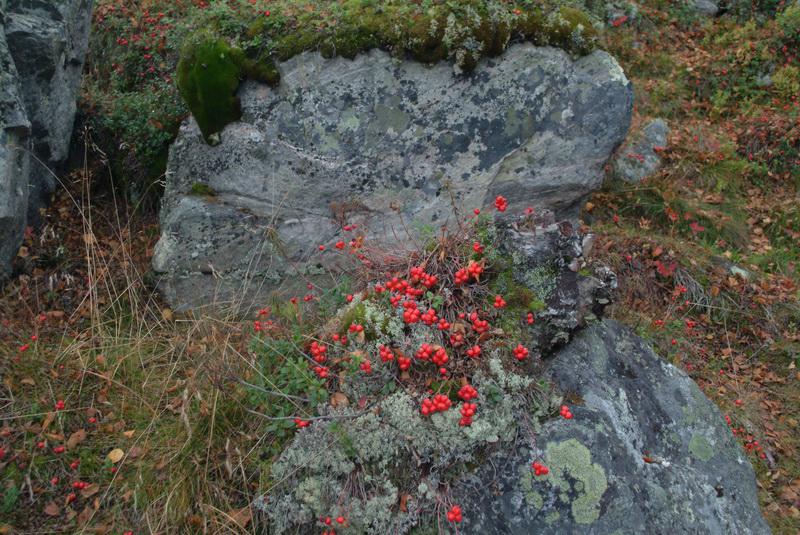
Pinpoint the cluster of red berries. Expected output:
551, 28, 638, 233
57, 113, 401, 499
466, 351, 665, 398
71, 480, 90, 490
446, 505, 463, 523
420, 394, 452, 415
402, 301, 422, 323
348, 323, 364, 333
420, 308, 438, 325
469, 312, 490, 334
493, 295, 507, 309
398, 355, 412, 371
465, 344, 481, 358
320, 515, 346, 530
458, 384, 478, 401
379, 345, 394, 362
559, 405, 573, 419
359, 359, 372, 373
495, 195, 508, 212
473, 241, 484, 254
725, 415, 767, 459
459, 402, 477, 426
532, 461, 549, 476
55, 400, 66, 411
310, 341, 328, 363
454, 261, 485, 286
409, 266, 438, 289
512, 344, 529, 361
527, 312, 535, 325
313, 366, 329, 378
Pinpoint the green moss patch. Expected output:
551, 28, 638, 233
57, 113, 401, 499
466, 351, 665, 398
175, 1, 601, 141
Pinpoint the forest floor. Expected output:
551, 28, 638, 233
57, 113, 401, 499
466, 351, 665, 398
1, 1, 799, 533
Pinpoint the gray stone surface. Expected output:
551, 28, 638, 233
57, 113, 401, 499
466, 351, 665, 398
0, 0, 91, 279
456, 320, 770, 534
693, 0, 720, 16
613, 117, 669, 183
4, 0, 93, 223
154, 44, 633, 311
0, 2, 30, 279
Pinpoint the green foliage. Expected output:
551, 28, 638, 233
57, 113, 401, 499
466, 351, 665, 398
773, 65, 800, 100
0, 482, 20, 514
249, 336, 329, 456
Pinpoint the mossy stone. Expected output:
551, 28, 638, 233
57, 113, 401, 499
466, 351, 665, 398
177, 37, 244, 142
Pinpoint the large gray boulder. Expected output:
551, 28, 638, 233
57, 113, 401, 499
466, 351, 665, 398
4, 0, 92, 223
153, 44, 633, 311
456, 320, 770, 534
0, 2, 30, 280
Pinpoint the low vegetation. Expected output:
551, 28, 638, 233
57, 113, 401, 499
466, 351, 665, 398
1, 0, 799, 533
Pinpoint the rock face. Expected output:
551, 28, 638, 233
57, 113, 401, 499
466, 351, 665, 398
692, 0, 720, 16
456, 320, 770, 534
0, 0, 92, 278
0, 3, 30, 280
613, 118, 669, 183
154, 44, 633, 311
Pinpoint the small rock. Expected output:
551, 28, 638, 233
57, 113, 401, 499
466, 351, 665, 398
613, 118, 670, 184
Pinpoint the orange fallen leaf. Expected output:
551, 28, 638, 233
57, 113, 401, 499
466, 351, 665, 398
107, 448, 125, 463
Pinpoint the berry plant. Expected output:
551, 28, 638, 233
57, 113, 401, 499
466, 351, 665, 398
247, 198, 576, 531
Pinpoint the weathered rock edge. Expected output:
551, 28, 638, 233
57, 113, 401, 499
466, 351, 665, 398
0, 0, 93, 279
153, 44, 633, 311
456, 319, 771, 534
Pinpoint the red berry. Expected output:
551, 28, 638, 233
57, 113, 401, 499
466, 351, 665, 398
513, 344, 529, 361
494, 195, 508, 212
336, 516, 345, 524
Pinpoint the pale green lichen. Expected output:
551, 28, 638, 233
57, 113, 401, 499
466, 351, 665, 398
519, 468, 544, 511
263, 379, 530, 533
689, 433, 715, 462
544, 439, 608, 525
522, 264, 558, 303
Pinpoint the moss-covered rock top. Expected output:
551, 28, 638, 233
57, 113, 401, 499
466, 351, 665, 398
177, 0, 600, 139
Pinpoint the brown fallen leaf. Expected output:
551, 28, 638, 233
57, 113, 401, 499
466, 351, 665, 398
41, 411, 55, 432
229, 506, 252, 529
122, 429, 135, 439
67, 429, 87, 450
44, 501, 61, 516
330, 392, 349, 408
81, 483, 100, 499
